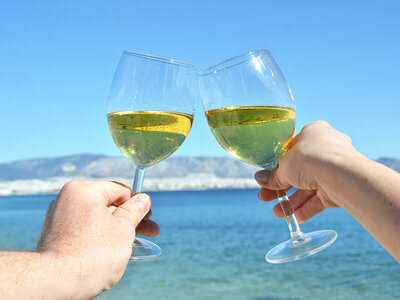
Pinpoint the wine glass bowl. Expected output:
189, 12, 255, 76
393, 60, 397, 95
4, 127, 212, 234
199, 49, 296, 169
205, 105, 295, 168
198, 49, 337, 263
107, 51, 197, 261
108, 110, 193, 169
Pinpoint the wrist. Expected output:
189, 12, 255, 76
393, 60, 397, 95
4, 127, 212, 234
39, 251, 101, 300
0, 251, 91, 300
37, 251, 80, 300
312, 146, 370, 207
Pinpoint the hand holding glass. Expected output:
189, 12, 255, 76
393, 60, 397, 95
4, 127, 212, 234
198, 49, 337, 263
107, 51, 197, 261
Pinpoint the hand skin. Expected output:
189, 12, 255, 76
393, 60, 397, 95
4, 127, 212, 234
0, 180, 159, 300
255, 120, 400, 263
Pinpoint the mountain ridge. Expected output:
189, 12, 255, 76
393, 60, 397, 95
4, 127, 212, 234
0, 154, 398, 181
0, 154, 260, 181
0, 154, 398, 195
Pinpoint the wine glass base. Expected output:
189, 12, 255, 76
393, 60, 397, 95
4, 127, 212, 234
265, 230, 337, 264
130, 237, 162, 261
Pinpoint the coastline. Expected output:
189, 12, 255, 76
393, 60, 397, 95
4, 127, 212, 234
0, 155, 397, 196
0, 175, 260, 196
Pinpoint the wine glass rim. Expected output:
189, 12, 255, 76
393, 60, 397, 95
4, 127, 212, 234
123, 51, 197, 68
198, 48, 270, 76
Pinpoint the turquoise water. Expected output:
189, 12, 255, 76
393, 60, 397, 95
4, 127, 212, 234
0, 189, 399, 299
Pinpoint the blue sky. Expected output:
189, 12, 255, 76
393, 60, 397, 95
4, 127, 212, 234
0, 0, 399, 163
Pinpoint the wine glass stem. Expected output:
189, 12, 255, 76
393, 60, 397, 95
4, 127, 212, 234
132, 168, 146, 194
276, 190, 305, 242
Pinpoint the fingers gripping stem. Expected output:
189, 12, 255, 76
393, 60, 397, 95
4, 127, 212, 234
276, 190, 305, 241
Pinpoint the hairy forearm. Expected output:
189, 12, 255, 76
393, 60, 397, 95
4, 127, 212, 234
0, 251, 81, 299
319, 151, 400, 262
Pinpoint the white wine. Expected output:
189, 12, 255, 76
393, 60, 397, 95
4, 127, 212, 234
206, 105, 295, 167
108, 111, 193, 167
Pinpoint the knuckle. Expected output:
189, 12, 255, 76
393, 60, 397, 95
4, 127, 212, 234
61, 180, 79, 191
303, 120, 330, 132
342, 132, 352, 143
314, 120, 329, 127
61, 180, 92, 193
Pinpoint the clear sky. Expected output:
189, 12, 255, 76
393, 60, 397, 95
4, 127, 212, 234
0, 0, 399, 163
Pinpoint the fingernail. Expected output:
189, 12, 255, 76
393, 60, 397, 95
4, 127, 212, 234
135, 194, 151, 214
255, 170, 270, 183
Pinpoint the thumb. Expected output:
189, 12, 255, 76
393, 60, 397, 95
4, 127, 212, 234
113, 193, 151, 228
255, 167, 291, 190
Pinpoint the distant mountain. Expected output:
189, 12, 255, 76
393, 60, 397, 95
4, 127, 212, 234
0, 154, 107, 181
0, 154, 398, 182
376, 157, 400, 173
0, 154, 259, 181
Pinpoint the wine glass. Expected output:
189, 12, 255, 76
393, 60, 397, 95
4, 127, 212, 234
198, 49, 337, 263
107, 51, 197, 261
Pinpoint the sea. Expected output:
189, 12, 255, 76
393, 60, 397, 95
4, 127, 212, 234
0, 189, 399, 300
